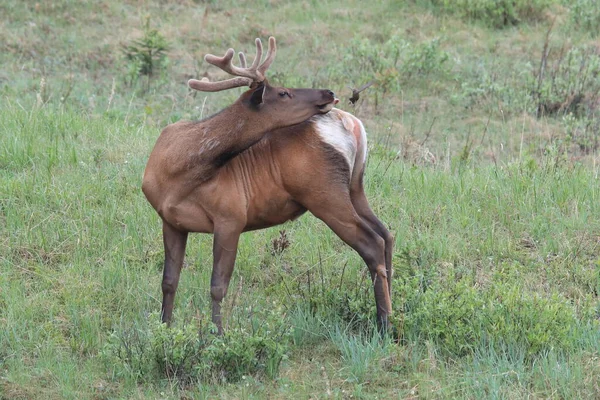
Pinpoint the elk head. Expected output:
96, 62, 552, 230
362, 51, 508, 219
188, 37, 338, 129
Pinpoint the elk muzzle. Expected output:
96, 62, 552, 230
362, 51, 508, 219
316, 89, 339, 113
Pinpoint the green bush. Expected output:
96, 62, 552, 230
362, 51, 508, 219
150, 322, 203, 382
568, 0, 600, 33
330, 34, 450, 107
535, 45, 600, 118
122, 17, 169, 85
103, 310, 290, 385
398, 265, 592, 358
329, 325, 392, 383
458, 43, 600, 125
203, 328, 288, 382
298, 280, 377, 335
103, 322, 155, 382
425, 0, 556, 28
456, 65, 532, 114
562, 113, 600, 154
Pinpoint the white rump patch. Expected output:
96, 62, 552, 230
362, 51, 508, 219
313, 113, 358, 174
355, 117, 368, 164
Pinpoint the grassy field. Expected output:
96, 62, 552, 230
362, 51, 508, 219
2, 0, 600, 398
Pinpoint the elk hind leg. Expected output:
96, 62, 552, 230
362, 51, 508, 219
305, 197, 392, 330
350, 187, 394, 297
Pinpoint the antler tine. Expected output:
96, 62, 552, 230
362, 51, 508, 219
258, 36, 277, 76
191, 38, 276, 92
188, 77, 252, 92
238, 52, 247, 68
204, 47, 262, 81
249, 38, 263, 71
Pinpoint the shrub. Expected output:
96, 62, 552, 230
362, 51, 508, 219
398, 265, 591, 358
456, 65, 532, 114
288, 305, 329, 347
458, 42, 600, 125
203, 328, 288, 382
534, 45, 600, 119
562, 113, 600, 154
298, 276, 377, 335
425, 0, 556, 28
331, 34, 450, 109
568, 0, 600, 33
150, 322, 203, 382
122, 17, 169, 85
103, 322, 154, 382
103, 310, 290, 385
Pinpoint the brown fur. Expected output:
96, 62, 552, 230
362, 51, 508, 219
143, 105, 393, 333
143, 40, 392, 333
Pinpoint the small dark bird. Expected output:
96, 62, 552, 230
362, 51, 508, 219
348, 81, 375, 105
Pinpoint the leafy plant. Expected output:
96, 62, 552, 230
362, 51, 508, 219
333, 34, 450, 110
403, 38, 450, 79
398, 266, 593, 358
423, 0, 556, 28
122, 16, 169, 85
568, 0, 600, 33
103, 310, 290, 385
562, 112, 600, 154
534, 45, 600, 118
203, 326, 288, 382
150, 321, 204, 382
457, 41, 600, 125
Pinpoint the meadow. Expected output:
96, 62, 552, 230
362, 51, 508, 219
1, 0, 600, 398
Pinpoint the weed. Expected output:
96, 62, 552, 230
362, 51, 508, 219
403, 38, 450, 79
458, 39, 600, 132
271, 230, 290, 256
288, 305, 329, 346
562, 112, 600, 154
329, 324, 391, 383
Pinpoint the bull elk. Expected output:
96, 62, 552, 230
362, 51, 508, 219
142, 37, 393, 334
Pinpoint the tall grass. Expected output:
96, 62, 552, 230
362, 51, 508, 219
2, 101, 599, 397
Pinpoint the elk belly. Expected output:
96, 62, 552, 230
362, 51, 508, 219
244, 194, 306, 231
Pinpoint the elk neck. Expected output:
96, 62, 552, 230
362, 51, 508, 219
196, 99, 276, 166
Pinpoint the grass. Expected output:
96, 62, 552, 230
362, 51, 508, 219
2, 0, 600, 398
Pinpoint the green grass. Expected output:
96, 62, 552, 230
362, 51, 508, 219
2, 0, 600, 398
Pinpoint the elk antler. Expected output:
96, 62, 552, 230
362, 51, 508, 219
188, 37, 277, 92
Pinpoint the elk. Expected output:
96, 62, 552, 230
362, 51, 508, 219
142, 37, 393, 334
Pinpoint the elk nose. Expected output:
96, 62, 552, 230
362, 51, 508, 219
327, 90, 335, 97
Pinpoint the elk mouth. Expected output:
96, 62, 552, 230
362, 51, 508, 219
317, 98, 339, 113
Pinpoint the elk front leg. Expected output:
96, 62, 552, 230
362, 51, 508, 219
161, 221, 189, 324
210, 225, 241, 335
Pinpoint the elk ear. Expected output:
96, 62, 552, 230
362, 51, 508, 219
249, 82, 266, 107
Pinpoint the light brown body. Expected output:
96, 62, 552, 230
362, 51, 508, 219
142, 37, 392, 334
143, 109, 393, 333
145, 110, 364, 234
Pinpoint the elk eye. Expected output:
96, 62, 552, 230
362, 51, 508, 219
279, 91, 289, 97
